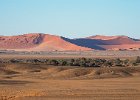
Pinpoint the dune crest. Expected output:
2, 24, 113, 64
0, 33, 91, 51
86, 35, 125, 40
0, 33, 140, 51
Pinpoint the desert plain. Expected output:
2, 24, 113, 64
0, 50, 140, 100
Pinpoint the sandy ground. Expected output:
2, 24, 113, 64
0, 77, 140, 100
0, 51, 140, 100
0, 64, 140, 100
0, 50, 140, 59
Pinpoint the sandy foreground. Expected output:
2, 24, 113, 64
0, 51, 140, 100
0, 65, 140, 100
0, 77, 140, 100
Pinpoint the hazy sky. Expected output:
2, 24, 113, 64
0, 0, 140, 38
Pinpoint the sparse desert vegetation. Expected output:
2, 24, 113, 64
1, 56, 140, 68
0, 51, 140, 100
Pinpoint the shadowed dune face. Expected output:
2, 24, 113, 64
0, 33, 140, 51
0, 33, 91, 51
30, 34, 91, 51
62, 35, 140, 50
61, 37, 106, 50
86, 35, 140, 46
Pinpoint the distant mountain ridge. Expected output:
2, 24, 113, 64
0, 33, 140, 51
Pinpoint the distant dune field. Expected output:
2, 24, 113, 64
0, 33, 140, 51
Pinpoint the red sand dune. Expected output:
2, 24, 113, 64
100, 44, 140, 50
86, 35, 122, 40
87, 35, 139, 44
0, 33, 91, 51
30, 34, 91, 51
0, 33, 140, 51
86, 35, 140, 50
0, 33, 44, 49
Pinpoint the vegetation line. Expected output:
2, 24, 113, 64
0, 56, 140, 67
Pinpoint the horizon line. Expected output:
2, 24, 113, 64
0, 32, 139, 39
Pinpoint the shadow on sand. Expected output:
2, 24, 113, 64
0, 80, 32, 85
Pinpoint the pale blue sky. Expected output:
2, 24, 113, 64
0, 0, 140, 38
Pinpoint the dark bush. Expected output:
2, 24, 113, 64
1, 57, 138, 67
123, 59, 130, 67
104, 60, 113, 67
57, 59, 67, 66
10, 59, 22, 63
114, 58, 123, 67
136, 56, 140, 63
78, 58, 87, 67
47, 59, 59, 66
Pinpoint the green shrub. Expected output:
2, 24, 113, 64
114, 58, 123, 67
58, 59, 67, 66
47, 59, 59, 66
